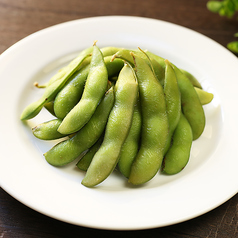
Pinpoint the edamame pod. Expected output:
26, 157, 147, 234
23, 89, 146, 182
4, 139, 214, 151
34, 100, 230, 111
163, 59, 181, 154
146, 51, 202, 88
128, 53, 169, 185
32, 119, 68, 140
44, 101, 56, 117
57, 43, 109, 134
76, 136, 103, 171
134, 48, 165, 85
112, 48, 164, 84
20, 53, 91, 121
54, 56, 123, 119
162, 113, 193, 174
118, 100, 142, 178
46, 46, 93, 86
100, 46, 122, 57
54, 64, 90, 119
173, 65, 205, 140
104, 56, 124, 77
81, 63, 138, 187
180, 69, 202, 89
146, 51, 166, 69
195, 87, 214, 105
44, 87, 115, 166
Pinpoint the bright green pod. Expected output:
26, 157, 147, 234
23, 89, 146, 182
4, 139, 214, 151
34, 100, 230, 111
104, 56, 124, 77
54, 65, 90, 119
81, 63, 138, 187
47, 46, 93, 86
173, 65, 205, 140
57, 43, 109, 134
117, 100, 142, 178
76, 136, 103, 171
146, 51, 202, 88
44, 101, 56, 117
128, 53, 169, 185
112, 48, 164, 84
163, 59, 181, 155
195, 87, 214, 105
146, 51, 166, 69
180, 69, 202, 89
53, 55, 123, 119
44, 87, 115, 166
162, 113, 193, 175
32, 119, 68, 140
20, 51, 91, 121
100, 46, 122, 56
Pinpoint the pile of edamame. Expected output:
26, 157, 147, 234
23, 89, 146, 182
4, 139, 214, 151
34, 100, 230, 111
20, 42, 213, 187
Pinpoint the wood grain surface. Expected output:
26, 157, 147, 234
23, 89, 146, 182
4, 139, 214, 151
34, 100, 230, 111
0, 0, 237, 237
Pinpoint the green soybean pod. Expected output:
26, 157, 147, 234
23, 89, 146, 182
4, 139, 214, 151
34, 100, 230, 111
134, 48, 165, 85
32, 119, 68, 140
100, 46, 122, 57
57, 43, 109, 134
162, 113, 193, 175
117, 100, 142, 178
180, 69, 202, 89
81, 63, 138, 187
54, 56, 123, 120
128, 53, 169, 185
46, 46, 93, 86
44, 101, 56, 117
104, 56, 124, 77
76, 136, 103, 171
163, 59, 181, 155
173, 65, 205, 140
111, 48, 135, 65
194, 87, 214, 105
20, 52, 91, 121
146, 51, 202, 88
44, 87, 114, 166
112, 48, 164, 84
54, 64, 90, 119
146, 51, 166, 69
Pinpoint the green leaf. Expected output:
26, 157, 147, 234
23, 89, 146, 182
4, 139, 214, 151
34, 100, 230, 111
207, 0, 237, 17
227, 41, 238, 53
207, 1, 223, 12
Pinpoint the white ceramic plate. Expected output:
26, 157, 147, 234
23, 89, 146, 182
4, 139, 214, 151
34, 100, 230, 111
0, 16, 237, 230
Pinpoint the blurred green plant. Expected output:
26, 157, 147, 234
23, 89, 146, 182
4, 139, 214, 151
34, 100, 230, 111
207, 0, 238, 53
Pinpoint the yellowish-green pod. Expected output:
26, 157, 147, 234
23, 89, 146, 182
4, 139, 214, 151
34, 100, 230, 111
112, 48, 165, 85
20, 51, 91, 121
162, 113, 193, 175
44, 86, 115, 167
180, 69, 202, 89
54, 64, 90, 119
128, 53, 169, 185
54, 55, 124, 119
76, 136, 103, 171
44, 101, 56, 117
58, 43, 109, 134
163, 59, 181, 155
47, 46, 93, 86
32, 119, 67, 140
173, 65, 205, 140
118, 100, 142, 178
146, 51, 203, 88
82, 63, 138, 187
195, 87, 214, 105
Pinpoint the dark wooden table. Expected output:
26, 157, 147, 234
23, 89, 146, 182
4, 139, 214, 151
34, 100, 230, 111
0, 0, 237, 237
